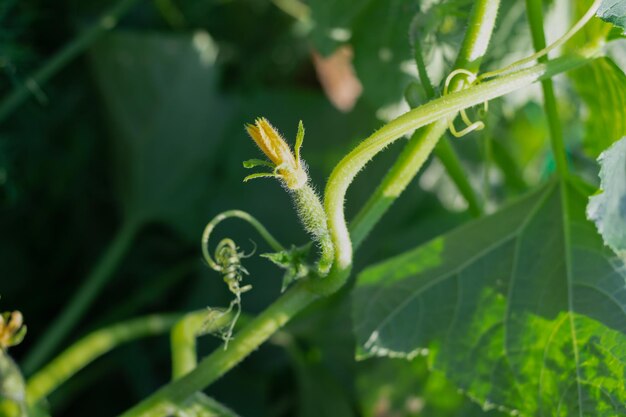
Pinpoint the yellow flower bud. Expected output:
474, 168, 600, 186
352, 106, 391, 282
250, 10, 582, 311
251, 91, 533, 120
0, 311, 26, 350
244, 117, 308, 190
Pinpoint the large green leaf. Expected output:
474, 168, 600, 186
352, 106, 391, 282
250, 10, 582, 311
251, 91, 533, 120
588, 137, 626, 259
598, 0, 626, 33
89, 31, 232, 240
352, 178, 626, 416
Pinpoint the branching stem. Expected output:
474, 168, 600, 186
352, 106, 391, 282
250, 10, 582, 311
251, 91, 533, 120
323, 53, 589, 287
26, 314, 181, 405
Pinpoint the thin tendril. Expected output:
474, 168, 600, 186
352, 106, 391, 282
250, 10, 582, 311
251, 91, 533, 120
201, 210, 284, 271
479, 0, 602, 81
444, 69, 488, 138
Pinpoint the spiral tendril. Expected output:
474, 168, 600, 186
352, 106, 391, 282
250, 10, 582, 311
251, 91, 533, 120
201, 210, 283, 348
444, 69, 489, 138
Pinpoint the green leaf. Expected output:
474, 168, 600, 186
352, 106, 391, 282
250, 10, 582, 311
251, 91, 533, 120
89, 31, 232, 240
242, 159, 274, 169
588, 137, 626, 259
307, 0, 421, 106
597, 0, 626, 33
261, 245, 311, 291
352, 178, 626, 416
356, 357, 508, 417
569, 57, 626, 157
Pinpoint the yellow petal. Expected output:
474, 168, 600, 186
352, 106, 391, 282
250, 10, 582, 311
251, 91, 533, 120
245, 117, 308, 189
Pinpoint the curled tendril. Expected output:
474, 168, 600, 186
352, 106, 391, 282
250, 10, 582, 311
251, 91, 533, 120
443, 69, 489, 138
201, 210, 284, 348
204, 238, 253, 348
212, 238, 255, 296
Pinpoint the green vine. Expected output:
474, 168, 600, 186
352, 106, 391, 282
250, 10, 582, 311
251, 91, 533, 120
69, 1, 607, 414
118, 49, 594, 417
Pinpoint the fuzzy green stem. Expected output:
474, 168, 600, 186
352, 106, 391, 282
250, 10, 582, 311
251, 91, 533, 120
293, 184, 334, 275
23, 221, 139, 375
26, 314, 180, 405
351, 0, 499, 248
350, 120, 448, 249
118, 283, 318, 417
170, 311, 233, 380
526, 0, 568, 176
408, 15, 489, 218
0, 0, 141, 125
324, 54, 590, 285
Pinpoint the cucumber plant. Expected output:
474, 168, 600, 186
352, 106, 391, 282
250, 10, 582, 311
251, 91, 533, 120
2, 0, 626, 416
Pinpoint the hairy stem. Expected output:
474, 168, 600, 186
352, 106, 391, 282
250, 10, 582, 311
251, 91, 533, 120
170, 311, 233, 380
0, 0, 142, 124
118, 283, 318, 417
26, 314, 180, 405
352, 0, 500, 246
293, 184, 334, 275
526, 0, 568, 176
325, 54, 587, 283
23, 221, 140, 375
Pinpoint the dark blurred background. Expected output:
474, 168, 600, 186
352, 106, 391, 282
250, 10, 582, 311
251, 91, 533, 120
0, 0, 597, 416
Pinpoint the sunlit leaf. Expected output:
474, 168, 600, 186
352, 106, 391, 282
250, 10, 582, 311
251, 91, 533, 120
588, 137, 626, 259
356, 357, 508, 417
89, 31, 232, 240
569, 58, 626, 157
353, 178, 626, 416
597, 0, 626, 33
